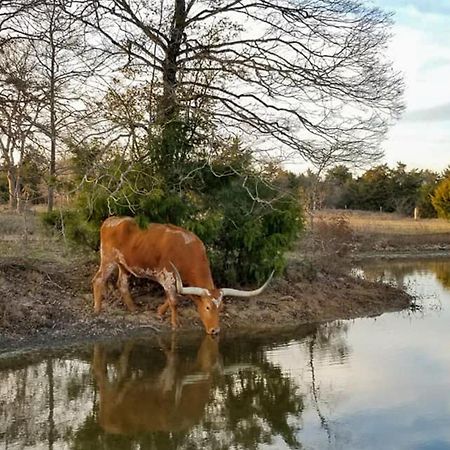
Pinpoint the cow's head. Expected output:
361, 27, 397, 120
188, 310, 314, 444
170, 263, 273, 335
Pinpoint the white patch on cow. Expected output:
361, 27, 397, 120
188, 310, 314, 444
166, 228, 196, 245
182, 233, 196, 245
112, 248, 177, 292
212, 293, 223, 308
132, 267, 156, 279
103, 217, 134, 228
155, 268, 176, 291
112, 249, 141, 279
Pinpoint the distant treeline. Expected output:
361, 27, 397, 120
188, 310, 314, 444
288, 163, 450, 219
2, 161, 450, 221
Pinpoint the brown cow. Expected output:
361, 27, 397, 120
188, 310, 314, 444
91, 336, 221, 434
92, 216, 273, 334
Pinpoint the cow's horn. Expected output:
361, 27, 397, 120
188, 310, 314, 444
170, 262, 210, 297
221, 271, 274, 298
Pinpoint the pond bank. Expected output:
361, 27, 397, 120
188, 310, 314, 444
0, 256, 412, 353
353, 248, 450, 261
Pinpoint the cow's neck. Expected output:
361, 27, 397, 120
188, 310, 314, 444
184, 266, 215, 291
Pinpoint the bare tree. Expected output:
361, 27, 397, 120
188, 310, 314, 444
68, 0, 404, 169
1, 0, 101, 211
0, 41, 45, 209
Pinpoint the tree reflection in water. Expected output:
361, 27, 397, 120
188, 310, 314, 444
307, 321, 350, 446
359, 257, 450, 301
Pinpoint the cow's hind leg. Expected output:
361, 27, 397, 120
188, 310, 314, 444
92, 263, 114, 314
117, 265, 137, 312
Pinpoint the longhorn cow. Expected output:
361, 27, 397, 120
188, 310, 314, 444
92, 216, 273, 334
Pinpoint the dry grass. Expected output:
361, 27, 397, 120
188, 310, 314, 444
312, 209, 450, 251
320, 209, 450, 235
0, 208, 36, 235
0, 208, 93, 263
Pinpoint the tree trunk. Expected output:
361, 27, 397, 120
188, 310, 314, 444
47, 70, 56, 212
47, 1, 57, 213
46, 359, 55, 450
159, 0, 186, 124
7, 166, 17, 210
156, 0, 186, 178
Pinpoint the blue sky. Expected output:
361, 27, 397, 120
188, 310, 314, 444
369, 0, 450, 172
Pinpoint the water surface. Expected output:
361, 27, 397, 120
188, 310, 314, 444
1, 257, 450, 450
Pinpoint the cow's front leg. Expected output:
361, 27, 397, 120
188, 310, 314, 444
157, 299, 170, 320
166, 290, 179, 330
156, 269, 179, 329
157, 290, 179, 329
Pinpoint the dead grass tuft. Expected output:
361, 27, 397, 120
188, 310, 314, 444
0, 209, 94, 264
0, 210, 36, 235
293, 214, 355, 276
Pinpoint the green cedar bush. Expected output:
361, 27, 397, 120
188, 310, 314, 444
42, 157, 303, 285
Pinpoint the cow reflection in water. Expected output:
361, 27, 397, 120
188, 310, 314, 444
92, 336, 221, 434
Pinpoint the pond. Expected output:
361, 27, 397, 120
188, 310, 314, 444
1, 257, 450, 450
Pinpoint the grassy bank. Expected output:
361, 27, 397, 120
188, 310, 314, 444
0, 208, 414, 352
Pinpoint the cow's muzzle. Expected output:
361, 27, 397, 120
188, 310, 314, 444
208, 327, 220, 335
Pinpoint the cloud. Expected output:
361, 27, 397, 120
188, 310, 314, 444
284, 1, 450, 173
381, 120, 450, 171
404, 103, 450, 122
420, 57, 450, 73
373, 2, 450, 170
377, 0, 450, 17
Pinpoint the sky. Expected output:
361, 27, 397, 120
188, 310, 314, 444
369, 0, 450, 172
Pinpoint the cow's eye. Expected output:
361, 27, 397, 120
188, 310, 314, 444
206, 305, 211, 311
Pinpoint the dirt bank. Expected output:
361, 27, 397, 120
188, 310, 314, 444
0, 256, 412, 353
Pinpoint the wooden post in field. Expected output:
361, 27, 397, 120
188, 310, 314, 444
414, 207, 419, 220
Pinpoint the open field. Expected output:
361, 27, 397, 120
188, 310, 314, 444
312, 209, 450, 253
0, 207, 84, 263
316, 209, 450, 235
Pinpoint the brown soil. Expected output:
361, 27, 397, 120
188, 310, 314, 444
0, 256, 412, 353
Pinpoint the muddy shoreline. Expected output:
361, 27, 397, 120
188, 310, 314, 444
0, 254, 414, 354
352, 246, 450, 261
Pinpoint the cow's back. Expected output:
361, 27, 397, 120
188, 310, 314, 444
99, 217, 209, 284
100, 216, 140, 255
100, 217, 163, 267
